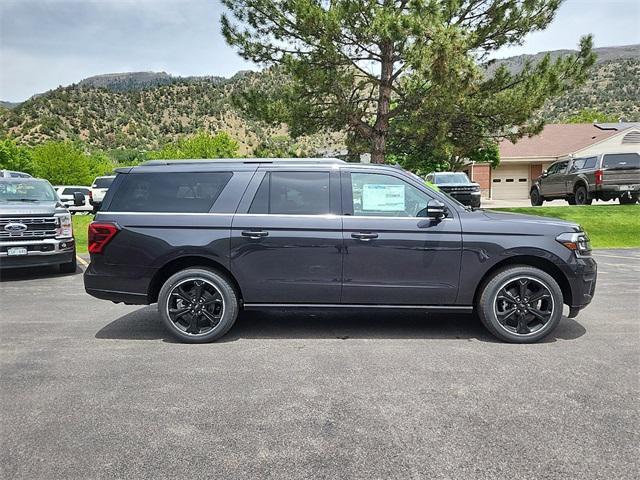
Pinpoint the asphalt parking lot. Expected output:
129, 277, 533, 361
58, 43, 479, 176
1, 251, 639, 480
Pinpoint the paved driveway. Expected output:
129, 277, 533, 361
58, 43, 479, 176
1, 251, 638, 479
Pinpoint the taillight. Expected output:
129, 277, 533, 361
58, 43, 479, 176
88, 222, 119, 254
595, 169, 603, 186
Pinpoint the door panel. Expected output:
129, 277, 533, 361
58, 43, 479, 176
341, 170, 462, 305
230, 169, 343, 304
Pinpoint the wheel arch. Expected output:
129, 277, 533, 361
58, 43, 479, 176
148, 256, 243, 304
473, 255, 572, 307
573, 178, 589, 193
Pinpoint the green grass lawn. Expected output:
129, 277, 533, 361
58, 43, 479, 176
72, 214, 93, 254
494, 205, 640, 249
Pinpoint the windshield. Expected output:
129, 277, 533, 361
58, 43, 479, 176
602, 153, 640, 169
93, 177, 114, 188
434, 173, 470, 184
0, 180, 57, 203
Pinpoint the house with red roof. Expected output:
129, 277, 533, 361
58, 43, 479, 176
466, 123, 640, 200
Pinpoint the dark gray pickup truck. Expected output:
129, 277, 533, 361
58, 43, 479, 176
530, 152, 640, 205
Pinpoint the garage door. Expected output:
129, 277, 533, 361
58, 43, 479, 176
492, 164, 530, 200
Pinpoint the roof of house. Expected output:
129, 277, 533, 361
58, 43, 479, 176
499, 123, 639, 158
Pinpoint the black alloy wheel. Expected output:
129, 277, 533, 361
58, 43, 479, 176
477, 265, 563, 343
493, 277, 554, 336
158, 268, 239, 343
166, 278, 224, 336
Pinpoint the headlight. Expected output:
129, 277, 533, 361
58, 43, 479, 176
56, 213, 73, 238
556, 232, 591, 256
471, 185, 480, 192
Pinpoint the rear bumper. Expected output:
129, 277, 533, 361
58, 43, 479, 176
83, 258, 155, 304
0, 238, 75, 269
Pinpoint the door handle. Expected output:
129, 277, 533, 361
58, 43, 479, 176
241, 230, 269, 239
351, 232, 378, 241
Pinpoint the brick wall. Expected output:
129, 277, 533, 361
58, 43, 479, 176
530, 164, 543, 181
470, 164, 491, 198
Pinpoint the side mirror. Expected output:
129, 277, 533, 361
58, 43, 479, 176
426, 199, 446, 219
541, 171, 548, 178
73, 192, 85, 206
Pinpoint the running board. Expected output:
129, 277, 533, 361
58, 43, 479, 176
243, 303, 473, 311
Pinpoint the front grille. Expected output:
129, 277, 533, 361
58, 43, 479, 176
441, 186, 476, 193
0, 216, 58, 241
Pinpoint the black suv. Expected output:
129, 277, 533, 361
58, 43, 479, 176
84, 159, 597, 344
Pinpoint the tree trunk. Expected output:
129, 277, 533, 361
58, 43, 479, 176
370, 41, 395, 164
371, 133, 386, 164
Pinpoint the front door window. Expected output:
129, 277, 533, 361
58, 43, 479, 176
350, 172, 431, 217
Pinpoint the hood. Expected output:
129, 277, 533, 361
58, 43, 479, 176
480, 209, 582, 232
0, 201, 68, 216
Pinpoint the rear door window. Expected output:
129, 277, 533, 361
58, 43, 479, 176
93, 177, 115, 188
248, 171, 331, 215
602, 153, 640, 169
108, 172, 232, 212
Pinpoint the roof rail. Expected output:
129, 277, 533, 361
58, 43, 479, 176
140, 157, 347, 166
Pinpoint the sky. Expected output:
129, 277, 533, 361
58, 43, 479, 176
1, 0, 639, 102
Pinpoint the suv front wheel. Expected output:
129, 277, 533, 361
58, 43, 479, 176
158, 268, 239, 343
530, 188, 544, 206
477, 266, 563, 343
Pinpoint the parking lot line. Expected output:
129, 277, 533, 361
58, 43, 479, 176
76, 255, 88, 267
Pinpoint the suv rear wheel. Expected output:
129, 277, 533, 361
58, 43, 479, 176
477, 265, 563, 343
158, 268, 239, 343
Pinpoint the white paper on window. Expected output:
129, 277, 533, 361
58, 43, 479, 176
362, 184, 405, 211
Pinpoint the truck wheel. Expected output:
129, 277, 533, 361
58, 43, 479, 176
567, 196, 576, 205
59, 255, 77, 274
574, 185, 592, 205
530, 188, 544, 206
158, 268, 239, 343
477, 265, 563, 343
619, 195, 638, 205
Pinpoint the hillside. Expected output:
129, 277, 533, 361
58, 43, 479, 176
1, 45, 638, 153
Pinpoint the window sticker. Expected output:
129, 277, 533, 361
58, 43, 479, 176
362, 184, 405, 211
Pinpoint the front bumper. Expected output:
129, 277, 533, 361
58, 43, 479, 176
564, 255, 597, 311
0, 237, 75, 269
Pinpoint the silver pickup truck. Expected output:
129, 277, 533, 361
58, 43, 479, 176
0, 177, 84, 272
530, 152, 640, 205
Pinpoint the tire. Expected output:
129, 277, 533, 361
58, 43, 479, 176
567, 196, 576, 205
59, 254, 77, 274
530, 188, 544, 206
619, 195, 638, 205
574, 185, 592, 205
477, 265, 563, 343
158, 267, 239, 343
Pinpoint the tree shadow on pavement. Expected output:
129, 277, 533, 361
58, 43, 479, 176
95, 307, 586, 344
0, 264, 82, 282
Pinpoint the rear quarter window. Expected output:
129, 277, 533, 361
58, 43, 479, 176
602, 153, 640, 169
108, 172, 233, 213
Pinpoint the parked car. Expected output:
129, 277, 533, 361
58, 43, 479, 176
90, 175, 115, 213
530, 152, 640, 206
0, 169, 32, 178
54, 186, 93, 213
84, 158, 597, 344
425, 172, 481, 207
0, 177, 83, 272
